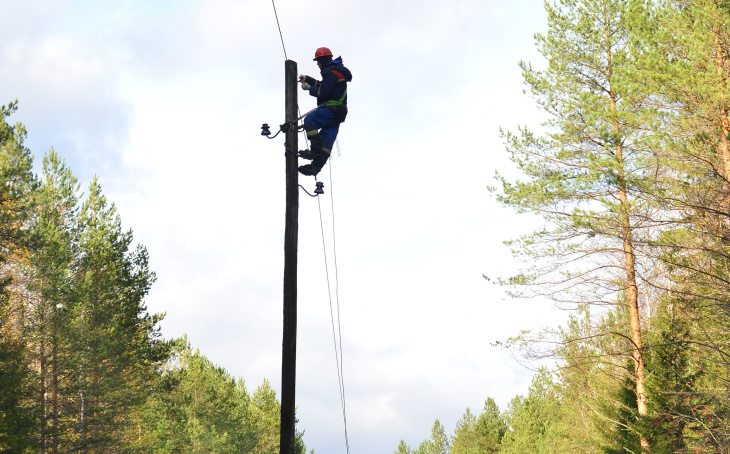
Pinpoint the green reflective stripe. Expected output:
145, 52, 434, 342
307, 130, 319, 136
323, 88, 347, 107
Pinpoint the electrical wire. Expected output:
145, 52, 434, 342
270, 0, 288, 60
327, 160, 350, 454
316, 164, 351, 454
299, 184, 320, 197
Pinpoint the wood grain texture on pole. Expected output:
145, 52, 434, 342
281, 59, 299, 454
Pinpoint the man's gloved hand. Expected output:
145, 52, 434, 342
301, 82, 310, 90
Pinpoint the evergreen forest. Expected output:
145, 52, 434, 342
394, 0, 730, 453
0, 100, 307, 452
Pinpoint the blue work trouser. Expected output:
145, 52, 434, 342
304, 107, 341, 151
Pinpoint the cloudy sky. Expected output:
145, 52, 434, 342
0, 1, 568, 453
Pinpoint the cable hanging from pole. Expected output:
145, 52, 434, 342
317, 161, 351, 454
328, 161, 350, 454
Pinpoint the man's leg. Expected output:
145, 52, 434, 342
299, 109, 339, 176
318, 122, 340, 154
299, 122, 340, 176
299, 108, 335, 158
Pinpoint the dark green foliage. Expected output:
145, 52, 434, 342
642, 297, 730, 453
600, 371, 642, 454
0, 332, 35, 452
139, 340, 254, 453
0, 101, 301, 452
0, 100, 36, 247
25, 148, 80, 452
0, 100, 37, 452
55, 176, 170, 452
138, 340, 306, 454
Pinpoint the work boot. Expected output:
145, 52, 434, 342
298, 150, 330, 176
298, 134, 323, 160
297, 148, 320, 160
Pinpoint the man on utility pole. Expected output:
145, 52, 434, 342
298, 47, 352, 176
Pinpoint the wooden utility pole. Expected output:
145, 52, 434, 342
281, 59, 299, 454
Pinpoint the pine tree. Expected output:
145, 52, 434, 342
495, 0, 660, 449
0, 100, 37, 452
27, 148, 80, 452
555, 309, 630, 454
641, 300, 697, 454
473, 398, 507, 453
250, 379, 282, 454
414, 420, 448, 454
499, 370, 564, 454
394, 439, 412, 454
628, 1, 730, 449
449, 408, 478, 454
450, 399, 506, 454
66, 177, 168, 452
138, 340, 257, 453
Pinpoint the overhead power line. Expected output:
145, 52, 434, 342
317, 162, 351, 454
270, 0, 288, 60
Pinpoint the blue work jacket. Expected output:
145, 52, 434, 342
303, 57, 353, 108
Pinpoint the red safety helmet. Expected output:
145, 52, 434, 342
313, 47, 333, 61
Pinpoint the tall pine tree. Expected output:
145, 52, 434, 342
499, 370, 564, 454
449, 399, 506, 454
27, 149, 80, 452
496, 0, 661, 449
630, 1, 730, 450
0, 99, 37, 453
415, 420, 448, 454
67, 177, 168, 452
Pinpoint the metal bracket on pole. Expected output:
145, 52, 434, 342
298, 181, 325, 197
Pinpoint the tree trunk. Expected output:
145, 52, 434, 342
51, 302, 59, 454
611, 69, 650, 450
618, 159, 649, 452
51, 340, 58, 454
39, 286, 47, 454
40, 335, 47, 454
713, 23, 730, 218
